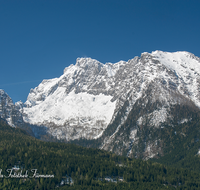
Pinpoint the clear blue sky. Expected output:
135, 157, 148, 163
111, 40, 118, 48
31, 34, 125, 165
1, 0, 200, 103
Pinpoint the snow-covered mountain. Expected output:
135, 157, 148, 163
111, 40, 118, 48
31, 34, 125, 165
2, 50, 200, 159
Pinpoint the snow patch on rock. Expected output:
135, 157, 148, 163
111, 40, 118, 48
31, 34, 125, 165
23, 89, 116, 128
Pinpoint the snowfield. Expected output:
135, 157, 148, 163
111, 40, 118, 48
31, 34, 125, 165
23, 89, 116, 127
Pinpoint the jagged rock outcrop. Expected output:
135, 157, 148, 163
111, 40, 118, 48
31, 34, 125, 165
0, 89, 24, 127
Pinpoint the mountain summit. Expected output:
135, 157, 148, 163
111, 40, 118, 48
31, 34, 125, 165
1, 50, 200, 159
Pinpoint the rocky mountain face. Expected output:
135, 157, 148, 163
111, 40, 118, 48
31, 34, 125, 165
0, 90, 35, 136
98, 51, 200, 159
0, 89, 24, 127
1, 50, 200, 160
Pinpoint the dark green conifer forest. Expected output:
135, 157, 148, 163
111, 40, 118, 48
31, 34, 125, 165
1, 118, 200, 189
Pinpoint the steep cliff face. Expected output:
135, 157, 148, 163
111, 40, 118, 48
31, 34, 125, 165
101, 83, 199, 159
2, 50, 200, 159
99, 51, 200, 159
0, 89, 24, 127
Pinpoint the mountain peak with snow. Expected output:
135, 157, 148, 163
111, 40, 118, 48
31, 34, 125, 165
0, 89, 6, 95
0, 50, 198, 159
75, 57, 103, 68
20, 51, 200, 143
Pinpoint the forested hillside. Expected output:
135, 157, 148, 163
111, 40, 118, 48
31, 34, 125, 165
151, 109, 200, 172
0, 118, 200, 189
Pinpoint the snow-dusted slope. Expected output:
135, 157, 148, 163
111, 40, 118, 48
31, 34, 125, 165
101, 51, 200, 159
152, 51, 200, 107
22, 51, 200, 145
0, 89, 23, 127
23, 58, 119, 140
